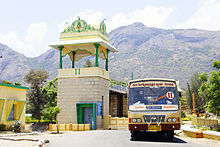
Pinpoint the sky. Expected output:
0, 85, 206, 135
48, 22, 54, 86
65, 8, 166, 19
0, 0, 220, 57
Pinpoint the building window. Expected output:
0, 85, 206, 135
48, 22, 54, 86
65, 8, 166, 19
8, 104, 14, 121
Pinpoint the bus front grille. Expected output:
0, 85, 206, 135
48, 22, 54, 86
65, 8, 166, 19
143, 115, 166, 123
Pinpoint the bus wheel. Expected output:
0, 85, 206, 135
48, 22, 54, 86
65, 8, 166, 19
167, 131, 174, 140
130, 131, 138, 140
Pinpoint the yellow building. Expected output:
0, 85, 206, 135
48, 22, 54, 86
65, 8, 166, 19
0, 83, 28, 128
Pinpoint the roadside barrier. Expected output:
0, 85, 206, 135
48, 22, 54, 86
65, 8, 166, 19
49, 124, 91, 132
197, 118, 218, 126
182, 127, 220, 140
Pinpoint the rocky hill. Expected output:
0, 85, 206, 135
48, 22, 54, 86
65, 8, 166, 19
0, 22, 220, 88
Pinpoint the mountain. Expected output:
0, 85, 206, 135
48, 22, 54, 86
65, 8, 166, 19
0, 22, 220, 88
108, 23, 220, 87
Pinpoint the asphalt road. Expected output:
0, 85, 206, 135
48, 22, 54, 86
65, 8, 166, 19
46, 130, 203, 147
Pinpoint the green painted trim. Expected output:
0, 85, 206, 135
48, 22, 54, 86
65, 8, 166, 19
58, 46, 64, 69
0, 99, 5, 122
7, 100, 15, 121
105, 49, 109, 71
94, 44, 100, 67
14, 100, 26, 102
0, 83, 29, 90
75, 69, 77, 75
59, 35, 109, 43
72, 51, 75, 68
61, 18, 107, 36
78, 68, 80, 75
18, 102, 26, 121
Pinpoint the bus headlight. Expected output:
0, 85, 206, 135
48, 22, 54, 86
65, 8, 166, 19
137, 118, 142, 123
167, 118, 172, 122
132, 118, 137, 123
172, 118, 177, 122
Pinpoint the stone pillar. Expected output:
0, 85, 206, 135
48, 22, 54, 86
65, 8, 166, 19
193, 93, 196, 114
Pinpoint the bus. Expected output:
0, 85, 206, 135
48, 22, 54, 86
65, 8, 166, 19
128, 78, 181, 140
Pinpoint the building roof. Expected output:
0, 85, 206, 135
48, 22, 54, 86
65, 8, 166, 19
49, 38, 117, 52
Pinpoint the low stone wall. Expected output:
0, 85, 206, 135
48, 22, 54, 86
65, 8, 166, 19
49, 124, 91, 132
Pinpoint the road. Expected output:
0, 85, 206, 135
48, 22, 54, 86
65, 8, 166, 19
46, 130, 203, 147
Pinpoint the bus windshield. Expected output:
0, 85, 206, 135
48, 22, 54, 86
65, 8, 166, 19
129, 81, 179, 111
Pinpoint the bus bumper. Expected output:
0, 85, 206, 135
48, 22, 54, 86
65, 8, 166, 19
129, 123, 180, 131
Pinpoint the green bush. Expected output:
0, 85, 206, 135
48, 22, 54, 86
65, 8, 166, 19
0, 123, 6, 131
7, 125, 14, 131
25, 116, 56, 123
181, 111, 186, 118
13, 121, 22, 132
182, 115, 191, 121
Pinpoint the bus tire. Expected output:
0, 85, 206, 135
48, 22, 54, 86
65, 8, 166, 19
130, 131, 138, 140
167, 130, 174, 140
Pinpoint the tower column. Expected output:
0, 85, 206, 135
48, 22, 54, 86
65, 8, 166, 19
105, 49, 109, 71
72, 51, 76, 68
94, 44, 100, 67
58, 46, 64, 69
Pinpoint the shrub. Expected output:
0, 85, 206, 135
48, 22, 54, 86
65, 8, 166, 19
14, 82, 21, 86
7, 125, 14, 131
181, 111, 186, 118
182, 115, 191, 121
0, 124, 6, 131
13, 121, 22, 132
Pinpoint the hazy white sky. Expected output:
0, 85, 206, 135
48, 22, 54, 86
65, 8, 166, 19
0, 0, 219, 57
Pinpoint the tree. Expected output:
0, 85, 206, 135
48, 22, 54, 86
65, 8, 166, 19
84, 59, 94, 67
185, 72, 207, 113
199, 60, 220, 115
41, 78, 61, 122
24, 69, 49, 122
186, 82, 193, 110
42, 78, 58, 108
42, 106, 61, 123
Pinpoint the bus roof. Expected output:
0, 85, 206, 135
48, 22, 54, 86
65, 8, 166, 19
129, 78, 176, 84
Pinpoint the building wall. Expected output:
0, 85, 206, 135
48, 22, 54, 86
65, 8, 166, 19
109, 94, 118, 117
122, 95, 128, 117
57, 75, 109, 129
0, 83, 28, 128
109, 93, 128, 117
